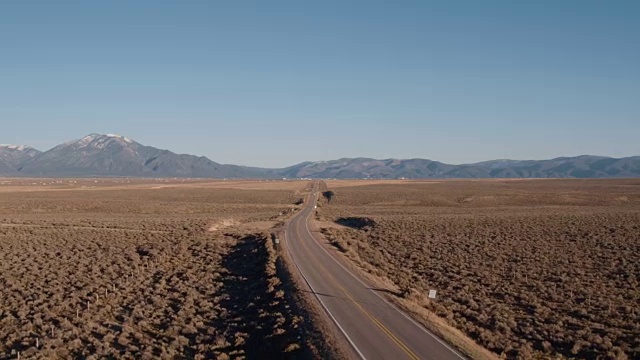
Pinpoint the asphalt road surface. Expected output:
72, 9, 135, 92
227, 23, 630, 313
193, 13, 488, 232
284, 184, 467, 360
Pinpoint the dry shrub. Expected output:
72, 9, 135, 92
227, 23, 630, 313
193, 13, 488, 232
320, 179, 640, 359
0, 185, 321, 359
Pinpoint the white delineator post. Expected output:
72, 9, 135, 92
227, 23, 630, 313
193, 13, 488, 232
427, 290, 437, 319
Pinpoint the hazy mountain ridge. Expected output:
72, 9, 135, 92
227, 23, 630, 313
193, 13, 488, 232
0, 134, 638, 178
0, 144, 42, 170
279, 156, 640, 179
12, 134, 263, 178
0, 159, 18, 175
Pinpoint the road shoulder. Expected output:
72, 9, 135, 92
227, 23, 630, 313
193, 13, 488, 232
276, 211, 357, 359
308, 216, 498, 360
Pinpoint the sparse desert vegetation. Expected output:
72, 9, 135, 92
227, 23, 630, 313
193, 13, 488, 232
317, 179, 640, 360
0, 180, 329, 359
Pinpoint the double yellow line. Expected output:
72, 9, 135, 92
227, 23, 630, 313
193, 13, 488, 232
338, 285, 420, 360
295, 204, 419, 360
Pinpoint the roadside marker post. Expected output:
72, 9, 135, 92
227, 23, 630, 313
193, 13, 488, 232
427, 290, 437, 319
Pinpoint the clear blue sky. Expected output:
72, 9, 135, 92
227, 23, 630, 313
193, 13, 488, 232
1, 1, 638, 167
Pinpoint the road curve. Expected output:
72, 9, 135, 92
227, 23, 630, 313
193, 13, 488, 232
284, 183, 466, 360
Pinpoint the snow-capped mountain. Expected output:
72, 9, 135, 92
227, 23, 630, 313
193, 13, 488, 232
15, 133, 265, 178
0, 144, 42, 170
0, 134, 638, 178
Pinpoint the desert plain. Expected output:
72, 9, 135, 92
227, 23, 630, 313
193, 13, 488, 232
0, 178, 638, 359
317, 179, 640, 359
0, 179, 330, 359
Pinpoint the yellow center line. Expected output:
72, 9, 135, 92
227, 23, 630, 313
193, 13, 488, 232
297, 196, 420, 360
337, 285, 421, 360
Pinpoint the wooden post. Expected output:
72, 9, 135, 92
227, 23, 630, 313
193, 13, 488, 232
76, 308, 79, 319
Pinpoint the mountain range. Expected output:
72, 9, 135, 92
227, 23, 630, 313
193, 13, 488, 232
1, 134, 638, 179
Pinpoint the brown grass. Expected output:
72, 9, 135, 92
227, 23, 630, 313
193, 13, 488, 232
0, 181, 331, 359
0, 178, 312, 193
317, 179, 640, 360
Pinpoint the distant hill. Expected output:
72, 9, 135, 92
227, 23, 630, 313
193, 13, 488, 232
465, 155, 640, 178
0, 145, 42, 170
277, 158, 455, 179
12, 134, 267, 178
0, 134, 638, 178
0, 158, 18, 175
280, 156, 640, 179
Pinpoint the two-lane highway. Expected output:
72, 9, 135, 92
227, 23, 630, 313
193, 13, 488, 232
284, 183, 466, 360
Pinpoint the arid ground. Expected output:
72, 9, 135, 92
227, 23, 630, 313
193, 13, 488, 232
3, 178, 639, 360
0, 179, 332, 359
317, 179, 640, 360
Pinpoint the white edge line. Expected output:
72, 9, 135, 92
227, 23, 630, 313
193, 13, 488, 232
284, 209, 368, 360
303, 192, 467, 360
